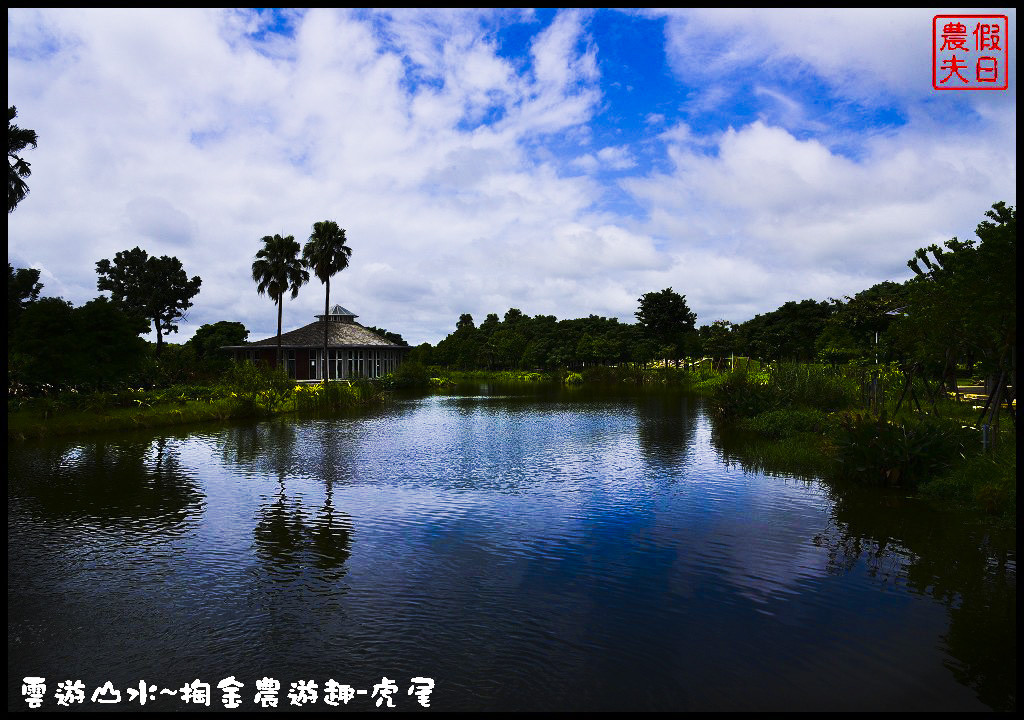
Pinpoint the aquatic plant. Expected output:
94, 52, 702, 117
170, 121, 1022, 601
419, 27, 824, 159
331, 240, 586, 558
833, 412, 976, 488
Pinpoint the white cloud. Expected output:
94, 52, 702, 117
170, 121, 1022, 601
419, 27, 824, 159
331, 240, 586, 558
622, 116, 1015, 317
6, 8, 1016, 346
596, 146, 637, 170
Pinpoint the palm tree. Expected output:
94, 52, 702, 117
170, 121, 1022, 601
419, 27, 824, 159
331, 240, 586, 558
252, 234, 309, 368
301, 220, 351, 384
8, 106, 38, 214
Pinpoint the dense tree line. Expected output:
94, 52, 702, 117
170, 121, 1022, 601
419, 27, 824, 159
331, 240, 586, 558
417, 202, 1014, 385
418, 290, 696, 370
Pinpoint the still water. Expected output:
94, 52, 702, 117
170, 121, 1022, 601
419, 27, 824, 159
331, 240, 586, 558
7, 385, 1016, 711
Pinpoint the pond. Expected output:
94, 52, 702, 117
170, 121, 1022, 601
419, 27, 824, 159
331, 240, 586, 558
7, 384, 1016, 711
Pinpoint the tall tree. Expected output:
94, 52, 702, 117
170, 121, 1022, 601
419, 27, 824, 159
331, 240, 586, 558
252, 234, 309, 367
8, 106, 38, 213
899, 201, 1016, 395
301, 220, 351, 383
635, 287, 697, 367
8, 263, 43, 327
96, 246, 202, 355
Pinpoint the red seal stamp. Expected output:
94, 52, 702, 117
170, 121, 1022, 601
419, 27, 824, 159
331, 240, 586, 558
933, 15, 1009, 90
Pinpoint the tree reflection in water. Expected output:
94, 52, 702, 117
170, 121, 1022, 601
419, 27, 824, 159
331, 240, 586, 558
714, 425, 1016, 712
9, 435, 203, 533
252, 476, 353, 585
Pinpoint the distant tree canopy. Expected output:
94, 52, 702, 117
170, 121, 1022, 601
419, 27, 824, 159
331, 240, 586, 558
431, 308, 649, 370
8, 106, 38, 214
698, 320, 736, 368
187, 321, 249, 359
96, 246, 202, 355
363, 326, 409, 347
733, 299, 834, 363
635, 288, 697, 366
815, 281, 911, 365
11, 295, 149, 388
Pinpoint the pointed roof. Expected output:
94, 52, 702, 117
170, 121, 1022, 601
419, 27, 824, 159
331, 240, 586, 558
328, 304, 356, 317
229, 308, 407, 349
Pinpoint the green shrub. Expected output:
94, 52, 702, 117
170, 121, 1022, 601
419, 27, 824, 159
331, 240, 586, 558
712, 364, 860, 418
738, 408, 835, 439
712, 369, 780, 417
391, 361, 432, 388
920, 438, 1016, 518
765, 363, 860, 411
225, 362, 294, 412
834, 413, 977, 487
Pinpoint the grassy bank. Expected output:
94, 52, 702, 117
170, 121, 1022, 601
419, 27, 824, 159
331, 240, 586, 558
8, 363, 391, 440
710, 365, 1016, 522
437, 363, 729, 388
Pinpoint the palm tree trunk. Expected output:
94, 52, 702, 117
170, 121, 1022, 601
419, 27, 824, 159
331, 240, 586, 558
276, 297, 283, 368
323, 277, 330, 385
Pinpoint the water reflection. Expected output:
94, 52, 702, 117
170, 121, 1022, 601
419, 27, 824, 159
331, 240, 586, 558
8, 435, 203, 531
219, 419, 299, 476
714, 420, 1016, 712
7, 387, 1016, 711
253, 477, 353, 583
814, 484, 1016, 712
634, 391, 697, 467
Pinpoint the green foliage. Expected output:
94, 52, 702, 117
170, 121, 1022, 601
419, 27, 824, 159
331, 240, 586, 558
712, 364, 860, 418
834, 413, 977, 488
434, 308, 646, 370
919, 439, 1016, 519
697, 320, 736, 368
814, 324, 862, 365
896, 202, 1015, 381
818, 280, 910, 364
389, 360, 431, 388
8, 105, 38, 213
635, 287, 697, 365
185, 321, 249, 377
767, 362, 861, 410
564, 372, 583, 385
737, 408, 835, 439
292, 378, 386, 412
8, 263, 42, 325
226, 361, 295, 412
712, 368, 781, 417
408, 342, 433, 364
10, 295, 149, 390
734, 299, 834, 362
95, 246, 202, 353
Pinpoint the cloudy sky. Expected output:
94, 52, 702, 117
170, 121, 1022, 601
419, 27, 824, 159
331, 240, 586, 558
7, 8, 1016, 345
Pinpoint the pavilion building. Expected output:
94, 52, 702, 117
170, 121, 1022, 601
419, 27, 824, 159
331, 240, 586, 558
224, 304, 410, 381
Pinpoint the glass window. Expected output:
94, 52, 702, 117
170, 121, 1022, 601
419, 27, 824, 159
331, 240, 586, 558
286, 350, 296, 379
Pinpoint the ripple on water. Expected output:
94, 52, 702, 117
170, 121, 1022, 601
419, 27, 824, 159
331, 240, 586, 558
7, 390, 1013, 711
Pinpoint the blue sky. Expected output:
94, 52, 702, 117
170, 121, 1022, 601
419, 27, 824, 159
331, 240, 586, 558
7, 8, 1017, 344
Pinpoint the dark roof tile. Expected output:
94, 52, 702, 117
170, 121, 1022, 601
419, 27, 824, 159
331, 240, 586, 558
240, 320, 407, 348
